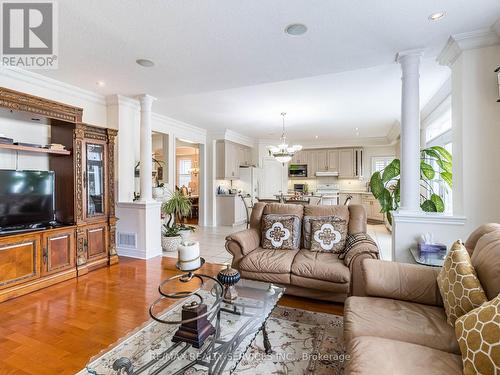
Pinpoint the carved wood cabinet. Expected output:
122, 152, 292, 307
0, 87, 118, 302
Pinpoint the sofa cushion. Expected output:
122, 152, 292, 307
437, 240, 487, 326
263, 203, 304, 219
261, 214, 300, 250
304, 204, 349, 222
239, 247, 298, 274
344, 296, 460, 354
464, 222, 500, 255
303, 215, 344, 249
347, 336, 463, 375
291, 249, 350, 283
309, 218, 347, 253
455, 294, 500, 375
470, 230, 500, 300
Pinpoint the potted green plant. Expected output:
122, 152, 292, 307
161, 190, 196, 251
369, 146, 452, 228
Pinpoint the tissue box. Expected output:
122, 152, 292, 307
418, 242, 447, 254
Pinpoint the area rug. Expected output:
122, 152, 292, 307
81, 306, 346, 375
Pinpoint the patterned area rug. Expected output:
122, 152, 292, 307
81, 306, 346, 375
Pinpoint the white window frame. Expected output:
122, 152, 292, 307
372, 156, 395, 175
177, 158, 192, 188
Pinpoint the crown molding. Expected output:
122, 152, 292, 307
259, 136, 393, 149
386, 121, 400, 144
105, 94, 140, 110
0, 66, 106, 106
207, 129, 255, 148
438, 28, 500, 67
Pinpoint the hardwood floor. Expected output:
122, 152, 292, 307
0, 256, 344, 375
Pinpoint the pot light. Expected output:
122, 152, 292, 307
285, 23, 307, 36
315, 135, 319, 139
136, 58, 155, 67
428, 12, 446, 21
96, 81, 105, 87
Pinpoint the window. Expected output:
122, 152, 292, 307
425, 106, 452, 213
177, 159, 192, 188
372, 156, 395, 174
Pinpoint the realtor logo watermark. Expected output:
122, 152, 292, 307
1, 0, 58, 69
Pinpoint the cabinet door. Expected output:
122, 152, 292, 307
316, 151, 328, 171
307, 151, 317, 177
328, 150, 339, 172
84, 140, 108, 220
85, 222, 108, 261
0, 234, 40, 290
339, 149, 354, 178
41, 228, 76, 276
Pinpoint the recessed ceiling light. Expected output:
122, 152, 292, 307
355, 127, 359, 131
315, 135, 319, 139
136, 58, 155, 67
428, 12, 446, 21
96, 80, 105, 87
285, 23, 307, 36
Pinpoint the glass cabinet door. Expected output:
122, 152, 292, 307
86, 143, 105, 216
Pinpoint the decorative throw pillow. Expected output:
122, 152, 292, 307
339, 233, 378, 260
261, 215, 299, 250
309, 218, 347, 253
437, 240, 488, 326
454, 294, 500, 375
303, 215, 343, 249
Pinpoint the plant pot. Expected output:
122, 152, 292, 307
152, 187, 165, 199
162, 235, 182, 252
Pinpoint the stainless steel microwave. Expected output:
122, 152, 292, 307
289, 164, 307, 178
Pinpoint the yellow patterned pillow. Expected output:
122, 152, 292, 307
437, 240, 487, 326
455, 294, 500, 375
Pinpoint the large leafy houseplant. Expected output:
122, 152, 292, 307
370, 146, 452, 225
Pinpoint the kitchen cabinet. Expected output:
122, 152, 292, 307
216, 140, 252, 179
291, 150, 308, 165
315, 150, 328, 172
361, 195, 384, 222
328, 150, 339, 172
339, 149, 354, 178
216, 195, 247, 226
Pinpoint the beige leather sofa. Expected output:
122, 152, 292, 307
225, 203, 379, 302
344, 223, 500, 374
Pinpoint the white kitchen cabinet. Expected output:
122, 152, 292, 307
339, 149, 355, 178
307, 151, 317, 177
315, 150, 328, 172
216, 195, 247, 226
216, 140, 246, 179
361, 194, 384, 222
328, 150, 339, 172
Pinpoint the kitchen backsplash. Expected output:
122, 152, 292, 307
287, 177, 368, 192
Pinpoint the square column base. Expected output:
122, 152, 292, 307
392, 211, 467, 263
116, 201, 162, 259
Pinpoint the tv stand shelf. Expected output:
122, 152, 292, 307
0, 143, 71, 155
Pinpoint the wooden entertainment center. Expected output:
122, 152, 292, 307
0, 87, 118, 303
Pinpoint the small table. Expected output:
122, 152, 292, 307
85, 279, 284, 375
409, 248, 445, 267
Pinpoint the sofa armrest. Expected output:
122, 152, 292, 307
349, 252, 379, 297
225, 228, 261, 268
362, 258, 443, 306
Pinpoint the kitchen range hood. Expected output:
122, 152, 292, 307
315, 171, 339, 177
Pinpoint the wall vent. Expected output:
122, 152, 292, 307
117, 232, 137, 249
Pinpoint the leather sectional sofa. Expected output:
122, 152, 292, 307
225, 202, 380, 302
344, 223, 500, 374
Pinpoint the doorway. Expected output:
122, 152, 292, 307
175, 140, 200, 225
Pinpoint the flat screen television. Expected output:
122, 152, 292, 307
0, 170, 55, 230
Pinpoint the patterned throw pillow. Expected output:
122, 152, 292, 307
261, 215, 299, 250
303, 215, 343, 249
437, 240, 488, 326
339, 233, 378, 260
455, 294, 500, 375
309, 218, 347, 253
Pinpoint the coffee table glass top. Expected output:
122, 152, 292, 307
85, 278, 284, 375
409, 248, 445, 267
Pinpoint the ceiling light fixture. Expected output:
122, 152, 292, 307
96, 81, 105, 87
268, 112, 302, 164
428, 12, 446, 21
136, 58, 155, 67
285, 23, 307, 36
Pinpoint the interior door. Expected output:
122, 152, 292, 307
41, 228, 76, 276
84, 140, 107, 221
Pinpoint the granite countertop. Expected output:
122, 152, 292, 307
340, 190, 373, 195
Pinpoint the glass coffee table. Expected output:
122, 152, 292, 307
85, 279, 284, 375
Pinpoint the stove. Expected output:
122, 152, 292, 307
315, 184, 340, 205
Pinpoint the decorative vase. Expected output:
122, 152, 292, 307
217, 264, 240, 301
178, 229, 193, 242
162, 235, 182, 252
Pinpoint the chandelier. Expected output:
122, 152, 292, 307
268, 112, 302, 163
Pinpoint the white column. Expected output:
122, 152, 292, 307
138, 94, 156, 202
396, 50, 423, 212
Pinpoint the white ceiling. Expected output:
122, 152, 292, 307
40, 0, 500, 142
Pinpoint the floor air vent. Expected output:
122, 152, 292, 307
117, 232, 137, 249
